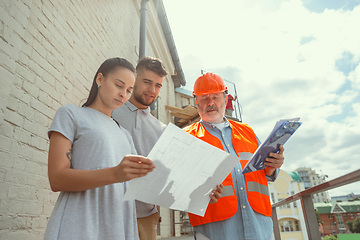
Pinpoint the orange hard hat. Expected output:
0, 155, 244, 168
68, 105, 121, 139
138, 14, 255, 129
193, 72, 227, 97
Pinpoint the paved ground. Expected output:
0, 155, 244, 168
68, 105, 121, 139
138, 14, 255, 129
159, 235, 194, 240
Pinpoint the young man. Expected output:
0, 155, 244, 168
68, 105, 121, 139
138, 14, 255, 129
112, 57, 167, 240
183, 72, 285, 240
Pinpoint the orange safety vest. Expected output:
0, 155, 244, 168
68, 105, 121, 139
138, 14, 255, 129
183, 120, 272, 227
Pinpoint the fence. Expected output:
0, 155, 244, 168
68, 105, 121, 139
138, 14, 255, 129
271, 168, 360, 239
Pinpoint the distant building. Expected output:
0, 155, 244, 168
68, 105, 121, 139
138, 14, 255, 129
331, 193, 360, 202
295, 167, 330, 203
268, 170, 308, 240
314, 200, 360, 236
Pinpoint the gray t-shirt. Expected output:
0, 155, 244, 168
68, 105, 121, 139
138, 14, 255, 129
44, 104, 139, 240
112, 101, 166, 218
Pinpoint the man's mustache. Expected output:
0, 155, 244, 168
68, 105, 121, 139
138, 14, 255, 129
205, 106, 218, 112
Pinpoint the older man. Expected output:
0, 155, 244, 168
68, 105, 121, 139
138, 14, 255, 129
112, 56, 167, 240
183, 72, 284, 240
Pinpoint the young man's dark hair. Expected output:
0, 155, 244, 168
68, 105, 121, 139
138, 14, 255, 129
136, 57, 168, 77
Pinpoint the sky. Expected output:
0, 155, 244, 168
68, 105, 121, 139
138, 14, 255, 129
163, 0, 360, 198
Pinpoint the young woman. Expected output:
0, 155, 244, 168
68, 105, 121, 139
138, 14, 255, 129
44, 58, 155, 240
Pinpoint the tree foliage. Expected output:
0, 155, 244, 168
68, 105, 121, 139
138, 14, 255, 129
346, 220, 354, 232
346, 217, 360, 233
316, 210, 323, 224
353, 217, 360, 233
321, 234, 337, 240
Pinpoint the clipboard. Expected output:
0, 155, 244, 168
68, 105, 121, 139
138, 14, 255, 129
242, 118, 302, 174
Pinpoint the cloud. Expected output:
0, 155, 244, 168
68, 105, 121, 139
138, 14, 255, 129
164, 0, 360, 196
300, 36, 316, 45
301, 0, 360, 13
335, 51, 360, 76
348, 63, 360, 90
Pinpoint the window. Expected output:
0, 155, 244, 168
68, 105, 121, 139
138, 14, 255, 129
278, 199, 290, 209
329, 214, 333, 219
321, 192, 324, 196
294, 220, 300, 231
336, 213, 345, 228
312, 176, 315, 180
280, 221, 294, 232
316, 193, 319, 196
343, 213, 347, 218
293, 201, 297, 208
351, 213, 354, 218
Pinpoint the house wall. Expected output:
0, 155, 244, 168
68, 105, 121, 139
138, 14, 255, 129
175, 92, 195, 108
320, 211, 360, 235
269, 170, 308, 239
280, 231, 304, 240
321, 213, 340, 235
0, 0, 177, 238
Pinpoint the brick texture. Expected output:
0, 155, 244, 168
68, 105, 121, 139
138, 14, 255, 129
0, 0, 178, 238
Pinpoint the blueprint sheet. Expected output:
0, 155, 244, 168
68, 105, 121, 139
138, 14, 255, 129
123, 123, 239, 216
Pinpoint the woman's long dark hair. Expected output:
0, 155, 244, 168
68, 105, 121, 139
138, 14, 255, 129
82, 58, 135, 107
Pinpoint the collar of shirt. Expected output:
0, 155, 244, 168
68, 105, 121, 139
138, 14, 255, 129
200, 117, 231, 131
199, 117, 237, 155
124, 101, 151, 114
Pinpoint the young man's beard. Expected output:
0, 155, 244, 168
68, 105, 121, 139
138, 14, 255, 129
134, 92, 155, 107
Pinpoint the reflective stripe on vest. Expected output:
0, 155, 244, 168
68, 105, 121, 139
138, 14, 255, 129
238, 152, 253, 161
222, 185, 235, 197
239, 152, 270, 198
183, 120, 272, 227
247, 181, 270, 196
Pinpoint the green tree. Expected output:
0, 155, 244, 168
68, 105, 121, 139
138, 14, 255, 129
346, 217, 360, 233
353, 217, 360, 233
316, 210, 323, 225
346, 219, 354, 233
321, 234, 337, 240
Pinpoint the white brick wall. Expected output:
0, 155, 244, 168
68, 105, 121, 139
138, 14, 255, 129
160, 207, 172, 238
0, 0, 178, 238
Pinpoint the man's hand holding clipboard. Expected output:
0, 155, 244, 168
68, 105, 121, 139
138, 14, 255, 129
242, 118, 302, 174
